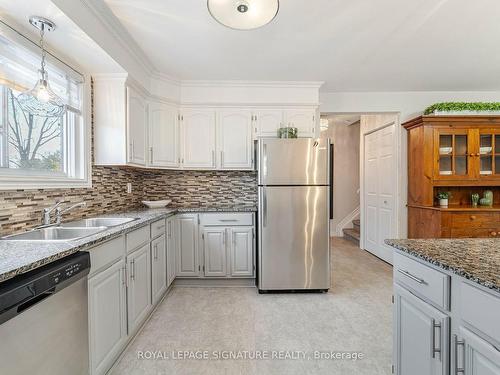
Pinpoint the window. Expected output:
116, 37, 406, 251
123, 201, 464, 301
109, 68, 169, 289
0, 22, 90, 189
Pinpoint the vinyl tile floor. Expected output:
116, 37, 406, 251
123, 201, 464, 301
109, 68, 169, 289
110, 237, 393, 375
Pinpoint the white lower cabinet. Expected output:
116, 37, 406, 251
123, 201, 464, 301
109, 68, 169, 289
166, 216, 176, 287
455, 327, 500, 375
127, 243, 152, 334
88, 259, 127, 375
151, 234, 167, 305
202, 228, 227, 277
175, 214, 200, 277
394, 284, 449, 375
229, 227, 254, 277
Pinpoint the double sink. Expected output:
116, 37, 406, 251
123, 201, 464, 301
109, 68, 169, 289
2, 217, 139, 242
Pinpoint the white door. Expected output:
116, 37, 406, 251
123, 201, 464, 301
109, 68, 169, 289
148, 102, 179, 168
127, 244, 152, 334
151, 234, 167, 305
217, 110, 253, 169
394, 284, 449, 375
456, 327, 500, 375
166, 217, 176, 286
127, 86, 147, 166
181, 110, 216, 169
254, 109, 283, 138
175, 214, 199, 277
88, 259, 127, 375
363, 123, 397, 264
284, 109, 316, 137
229, 227, 254, 277
202, 227, 227, 277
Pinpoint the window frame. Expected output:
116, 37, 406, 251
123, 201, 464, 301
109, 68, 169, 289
0, 22, 91, 190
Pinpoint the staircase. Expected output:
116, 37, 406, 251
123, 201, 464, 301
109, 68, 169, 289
343, 219, 360, 246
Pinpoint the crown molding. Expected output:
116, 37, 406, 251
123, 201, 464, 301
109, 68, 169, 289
80, 0, 156, 76
180, 80, 324, 89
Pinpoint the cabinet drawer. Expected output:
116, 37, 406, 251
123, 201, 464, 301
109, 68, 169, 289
451, 212, 499, 228
200, 213, 253, 226
451, 228, 499, 238
460, 282, 500, 344
126, 225, 150, 253
394, 252, 451, 310
88, 236, 125, 276
151, 219, 166, 239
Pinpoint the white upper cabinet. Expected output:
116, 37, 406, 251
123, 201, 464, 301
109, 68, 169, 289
148, 101, 179, 168
180, 110, 216, 169
254, 109, 283, 138
284, 109, 316, 138
127, 86, 147, 166
217, 110, 253, 170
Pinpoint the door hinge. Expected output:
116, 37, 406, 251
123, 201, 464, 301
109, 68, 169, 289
197, 215, 200, 225
392, 295, 394, 304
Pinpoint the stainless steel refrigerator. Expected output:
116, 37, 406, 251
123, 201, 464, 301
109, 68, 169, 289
257, 138, 331, 292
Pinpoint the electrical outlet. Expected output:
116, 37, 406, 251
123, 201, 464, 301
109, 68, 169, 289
126, 183, 132, 194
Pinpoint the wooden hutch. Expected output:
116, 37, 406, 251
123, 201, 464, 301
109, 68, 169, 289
403, 115, 500, 238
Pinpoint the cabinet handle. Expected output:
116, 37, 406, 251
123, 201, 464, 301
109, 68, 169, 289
454, 335, 465, 374
219, 219, 238, 222
397, 269, 426, 284
168, 221, 171, 238
154, 244, 158, 260
130, 260, 135, 280
122, 266, 127, 286
150, 147, 153, 163
431, 319, 441, 359
470, 215, 476, 220
262, 187, 267, 227
212, 150, 215, 166
475, 153, 480, 157
222, 230, 225, 245
220, 151, 224, 166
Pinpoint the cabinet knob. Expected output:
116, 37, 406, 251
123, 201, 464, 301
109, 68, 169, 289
475, 153, 480, 157
470, 215, 476, 220
491, 232, 497, 237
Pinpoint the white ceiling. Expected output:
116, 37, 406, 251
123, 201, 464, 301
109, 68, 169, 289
103, 0, 500, 92
0, 0, 121, 74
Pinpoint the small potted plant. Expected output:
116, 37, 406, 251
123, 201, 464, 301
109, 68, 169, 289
436, 192, 449, 207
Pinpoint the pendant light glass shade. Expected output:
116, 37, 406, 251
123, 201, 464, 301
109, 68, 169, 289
17, 69, 65, 117
207, 0, 279, 30
18, 16, 66, 118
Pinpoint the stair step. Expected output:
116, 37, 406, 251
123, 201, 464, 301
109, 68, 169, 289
352, 219, 360, 233
352, 219, 360, 227
343, 228, 360, 244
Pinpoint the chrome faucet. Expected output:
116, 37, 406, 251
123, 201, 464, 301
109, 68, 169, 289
42, 201, 62, 225
55, 202, 87, 224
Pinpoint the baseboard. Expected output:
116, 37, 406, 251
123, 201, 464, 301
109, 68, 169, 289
335, 206, 360, 236
174, 278, 256, 288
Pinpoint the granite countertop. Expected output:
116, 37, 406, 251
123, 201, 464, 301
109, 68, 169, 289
385, 238, 500, 293
0, 205, 257, 283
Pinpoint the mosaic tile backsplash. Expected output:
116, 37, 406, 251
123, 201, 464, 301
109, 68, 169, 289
0, 168, 257, 235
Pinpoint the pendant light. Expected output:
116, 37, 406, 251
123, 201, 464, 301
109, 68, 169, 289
17, 16, 66, 118
207, 0, 279, 30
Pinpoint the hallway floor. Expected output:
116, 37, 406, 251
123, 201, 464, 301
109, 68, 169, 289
111, 237, 393, 375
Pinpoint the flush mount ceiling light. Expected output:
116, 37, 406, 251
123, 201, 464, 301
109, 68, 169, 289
207, 0, 279, 30
17, 16, 66, 118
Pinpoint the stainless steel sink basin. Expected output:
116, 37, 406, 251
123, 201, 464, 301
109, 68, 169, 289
61, 217, 138, 228
2, 226, 107, 241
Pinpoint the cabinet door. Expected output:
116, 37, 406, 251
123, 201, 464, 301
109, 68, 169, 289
127, 244, 152, 333
478, 129, 500, 181
217, 110, 253, 169
394, 284, 449, 375
254, 109, 283, 137
175, 214, 199, 277
433, 129, 476, 181
88, 259, 127, 375
454, 327, 500, 375
127, 86, 147, 166
284, 109, 316, 138
181, 110, 216, 169
202, 227, 227, 277
151, 234, 167, 305
166, 217, 176, 286
148, 102, 179, 168
229, 227, 254, 277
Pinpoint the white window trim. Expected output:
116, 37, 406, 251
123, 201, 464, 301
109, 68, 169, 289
0, 27, 92, 190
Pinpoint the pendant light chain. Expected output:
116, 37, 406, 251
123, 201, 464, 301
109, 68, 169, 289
39, 24, 46, 77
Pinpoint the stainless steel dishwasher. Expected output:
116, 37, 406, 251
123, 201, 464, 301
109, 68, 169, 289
0, 251, 90, 375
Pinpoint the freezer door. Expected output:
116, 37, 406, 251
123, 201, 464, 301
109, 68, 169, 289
258, 138, 329, 186
259, 186, 330, 290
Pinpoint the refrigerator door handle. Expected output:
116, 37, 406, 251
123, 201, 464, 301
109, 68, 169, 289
262, 143, 268, 181
263, 188, 267, 227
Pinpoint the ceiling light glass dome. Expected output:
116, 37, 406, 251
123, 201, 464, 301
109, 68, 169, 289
207, 0, 279, 30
